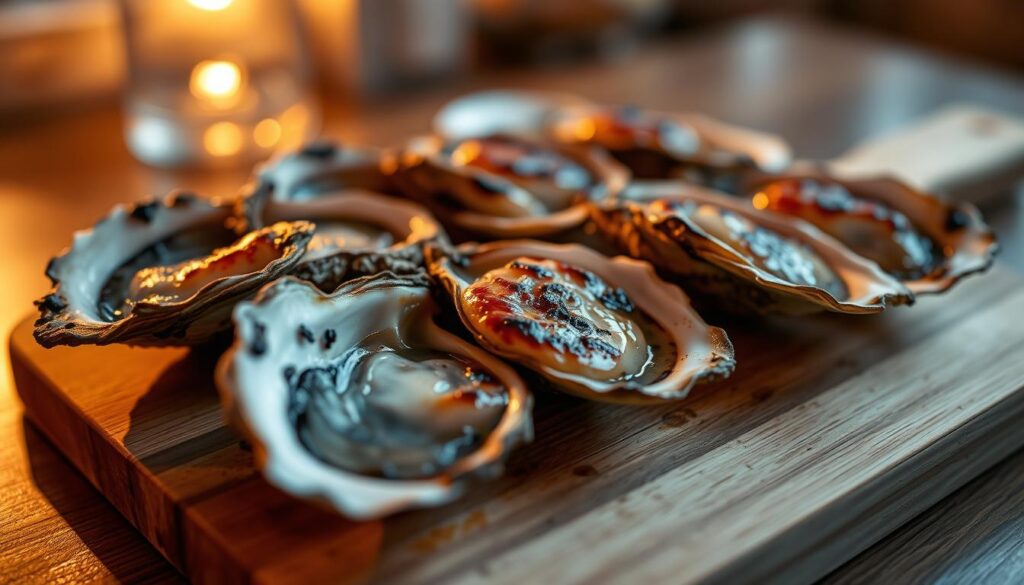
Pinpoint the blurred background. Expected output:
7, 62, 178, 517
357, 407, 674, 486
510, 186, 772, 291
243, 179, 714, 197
1, 0, 1021, 144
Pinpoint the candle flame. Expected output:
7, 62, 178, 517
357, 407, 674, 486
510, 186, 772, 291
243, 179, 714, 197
187, 0, 233, 11
190, 60, 243, 107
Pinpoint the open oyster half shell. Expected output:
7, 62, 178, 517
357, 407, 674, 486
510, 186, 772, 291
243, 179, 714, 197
547, 103, 792, 186
216, 273, 533, 519
35, 192, 314, 347
430, 240, 735, 404
433, 89, 592, 141
432, 90, 791, 191
395, 133, 629, 240
247, 139, 400, 201
593, 182, 914, 315
242, 175, 446, 293
741, 169, 997, 295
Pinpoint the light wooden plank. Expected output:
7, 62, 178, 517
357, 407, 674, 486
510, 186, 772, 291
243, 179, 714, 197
10, 267, 1024, 584
444, 285, 1024, 585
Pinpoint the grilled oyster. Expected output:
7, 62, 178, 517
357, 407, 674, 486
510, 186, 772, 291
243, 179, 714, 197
548, 103, 792, 190
395, 133, 629, 240
430, 240, 735, 403
744, 171, 997, 294
432, 90, 790, 192
216, 272, 532, 519
241, 179, 446, 292
34, 192, 313, 347
593, 182, 914, 315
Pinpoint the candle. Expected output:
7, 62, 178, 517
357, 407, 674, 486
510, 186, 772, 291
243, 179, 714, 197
119, 0, 318, 168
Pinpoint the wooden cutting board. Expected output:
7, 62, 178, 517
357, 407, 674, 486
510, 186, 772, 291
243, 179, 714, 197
11, 264, 1024, 585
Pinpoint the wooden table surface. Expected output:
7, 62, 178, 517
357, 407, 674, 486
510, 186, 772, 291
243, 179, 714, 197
1, 15, 1022, 584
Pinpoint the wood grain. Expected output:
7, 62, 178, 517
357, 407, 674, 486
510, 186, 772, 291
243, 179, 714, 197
822, 445, 1024, 585
11, 264, 1024, 584
2, 15, 1024, 585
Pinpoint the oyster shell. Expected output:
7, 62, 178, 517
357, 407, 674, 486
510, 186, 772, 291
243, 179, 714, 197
247, 139, 400, 202
430, 240, 735, 403
432, 90, 790, 191
216, 272, 532, 519
593, 182, 914, 315
743, 170, 997, 294
548, 103, 792, 189
433, 89, 592, 141
395, 133, 629, 239
34, 192, 314, 347
241, 180, 446, 292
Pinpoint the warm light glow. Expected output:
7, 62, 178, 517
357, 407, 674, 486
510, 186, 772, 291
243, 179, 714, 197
451, 140, 482, 166
253, 118, 282, 148
190, 60, 243, 107
276, 103, 312, 151
752, 192, 770, 210
187, 0, 233, 11
573, 119, 597, 141
204, 122, 243, 156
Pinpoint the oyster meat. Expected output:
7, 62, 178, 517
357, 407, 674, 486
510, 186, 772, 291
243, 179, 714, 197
35, 192, 313, 347
430, 240, 735, 403
593, 182, 914, 315
745, 172, 997, 294
217, 273, 532, 518
396, 134, 629, 240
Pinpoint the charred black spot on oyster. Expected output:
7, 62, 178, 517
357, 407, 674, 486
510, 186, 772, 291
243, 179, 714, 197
299, 140, 339, 159
129, 201, 161, 223
249, 321, 268, 356
946, 208, 970, 231
322, 328, 337, 350
168, 191, 198, 207
287, 347, 508, 479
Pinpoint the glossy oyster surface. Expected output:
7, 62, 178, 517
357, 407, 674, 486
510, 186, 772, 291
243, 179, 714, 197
396, 134, 629, 239
247, 140, 399, 203
548, 104, 792, 188
242, 181, 446, 291
430, 240, 735, 403
35, 192, 313, 347
216, 273, 532, 519
744, 172, 997, 294
594, 182, 914, 315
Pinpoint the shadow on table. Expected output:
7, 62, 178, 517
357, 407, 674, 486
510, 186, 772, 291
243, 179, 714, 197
23, 418, 185, 584
122, 343, 243, 475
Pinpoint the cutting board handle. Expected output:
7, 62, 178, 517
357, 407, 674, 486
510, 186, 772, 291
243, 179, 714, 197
828, 104, 1024, 201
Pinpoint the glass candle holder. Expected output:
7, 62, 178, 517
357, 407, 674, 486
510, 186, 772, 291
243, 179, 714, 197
120, 0, 319, 168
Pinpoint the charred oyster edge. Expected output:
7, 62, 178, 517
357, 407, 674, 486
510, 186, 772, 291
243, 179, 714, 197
34, 192, 314, 347
596, 181, 915, 315
395, 134, 631, 239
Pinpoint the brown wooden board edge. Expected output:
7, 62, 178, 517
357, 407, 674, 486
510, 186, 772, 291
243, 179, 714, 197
10, 313, 1024, 585
9, 334, 248, 584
